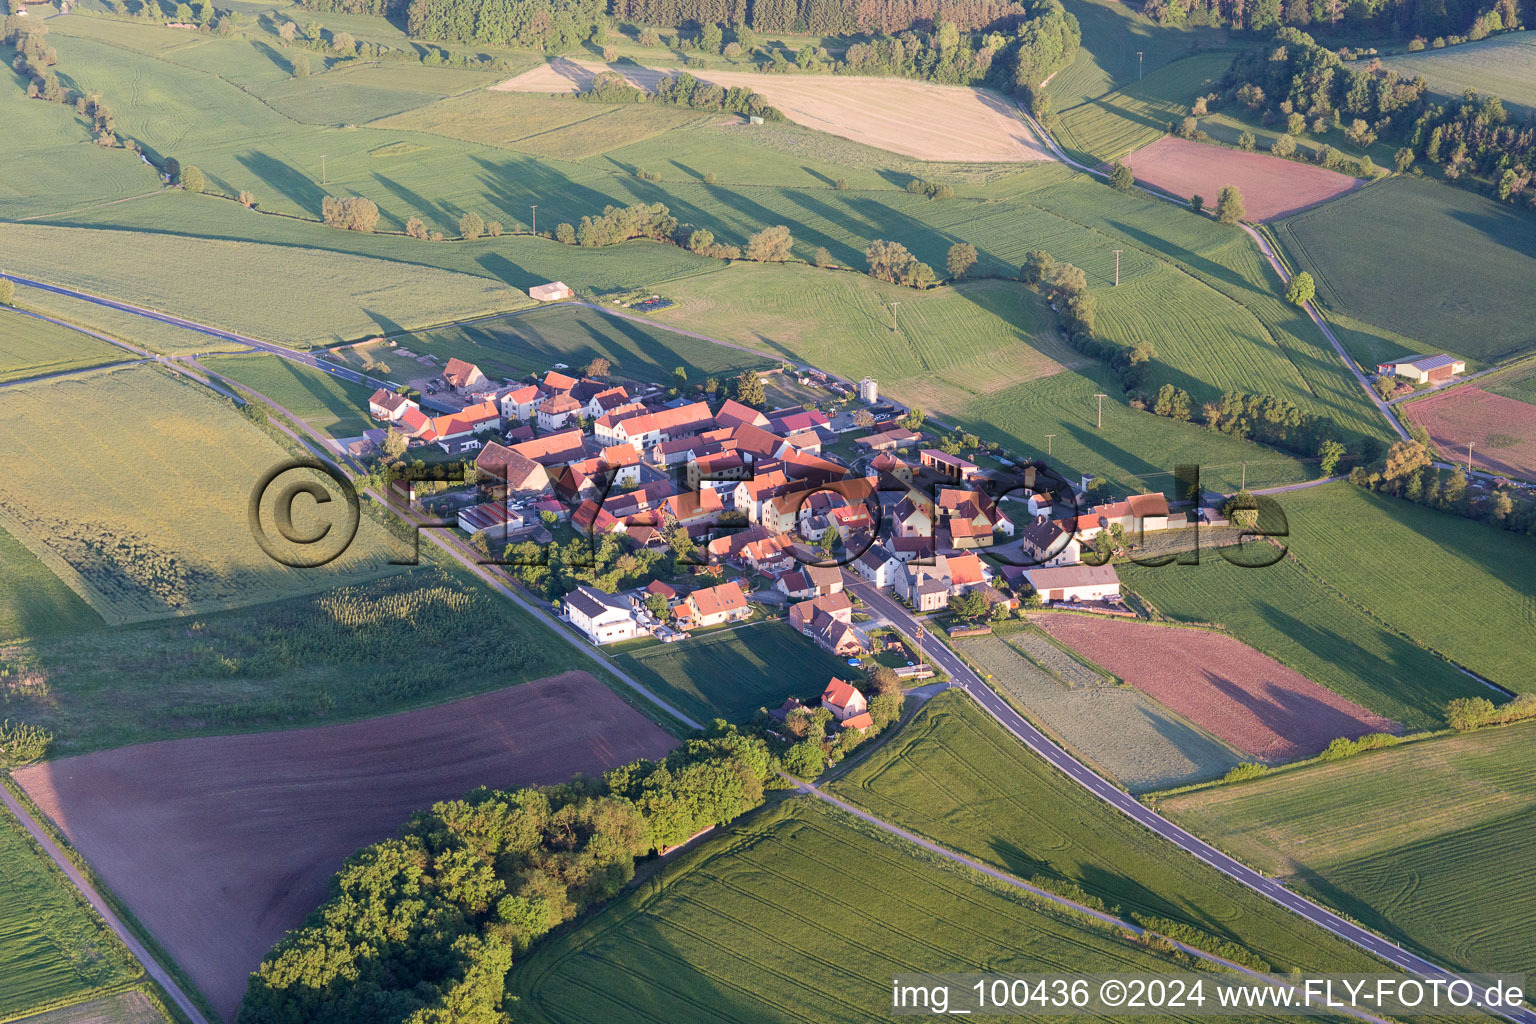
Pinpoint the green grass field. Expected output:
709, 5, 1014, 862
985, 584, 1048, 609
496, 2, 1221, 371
1272, 483, 1536, 691
0, 309, 128, 384
8, 282, 251, 357
0, 523, 104, 645
1160, 722, 1536, 978
200, 352, 376, 437
0, 561, 574, 755
9, 990, 168, 1024
1274, 176, 1536, 363
0, 225, 524, 349
356, 302, 771, 389
1382, 32, 1536, 118
0, 810, 141, 1020
827, 691, 1391, 975
1054, 51, 1235, 164
508, 796, 1293, 1024
1047, 0, 1230, 116
613, 621, 853, 724
0, 365, 400, 624
1481, 358, 1536, 405
958, 634, 1244, 792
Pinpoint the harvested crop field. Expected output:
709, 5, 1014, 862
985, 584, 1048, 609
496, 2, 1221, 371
15, 672, 674, 1023
1122, 137, 1360, 221
494, 59, 1053, 162
1033, 615, 1399, 761
1403, 385, 1536, 480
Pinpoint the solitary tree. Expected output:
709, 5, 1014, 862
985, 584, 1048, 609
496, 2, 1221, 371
1108, 162, 1135, 192
459, 211, 485, 240
1318, 438, 1346, 477
945, 242, 977, 280
291, 53, 310, 79
180, 164, 206, 193
1284, 271, 1315, 306
744, 224, 793, 262
1270, 133, 1296, 158
1189, 194, 1205, 214
734, 369, 766, 407
586, 356, 611, 377
1215, 185, 1245, 225
1019, 249, 1055, 286
331, 30, 355, 54
381, 427, 409, 462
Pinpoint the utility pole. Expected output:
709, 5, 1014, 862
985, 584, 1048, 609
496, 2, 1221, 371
1045, 433, 1055, 455
1092, 393, 1108, 429
1137, 51, 1144, 79
321, 154, 326, 185
1112, 249, 1123, 287
530, 204, 537, 236
1466, 442, 1475, 474
890, 301, 900, 333
1241, 461, 1247, 490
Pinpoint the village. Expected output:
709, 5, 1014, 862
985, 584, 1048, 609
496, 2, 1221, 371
357, 338, 1229, 755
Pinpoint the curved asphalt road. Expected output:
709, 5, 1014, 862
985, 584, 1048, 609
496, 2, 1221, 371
847, 576, 1535, 1024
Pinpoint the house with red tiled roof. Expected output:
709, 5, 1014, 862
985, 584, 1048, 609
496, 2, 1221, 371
1019, 516, 1081, 567
586, 386, 631, 418
431, 400, 501, 454
476, 442, 551, 497
443, 357, 488, 394
677, 580, 750, 628
768, 408, 830, 436
788, 591, 853, 632
510, 429, 589, 466
870, 451, 915, 486
498, 384, 546, 423
572, 499, 622, 537
936, 487, 1013, 548
775, 564, 843, 600
740, 531, 796, 574
368, 388, 414, 422
714, 398, 769, 430
538, 393, 583, 432
688, 450, 748, 489
605, 401, 715, 448
821, 678, 868, 723
760, 477, 877, 534
600, 442, 642, 486
543, 369, 578, 393
1023, 563, 1120, 603
664, 486, 724, 528
920, 448, 980, 482
396, 405, 436, 440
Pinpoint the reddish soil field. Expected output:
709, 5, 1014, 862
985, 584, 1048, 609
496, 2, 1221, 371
15, 672, 674, 1023
1122, 137, 1361, 221
1404, 385, 1536, 480
1034, 615, 1398, 761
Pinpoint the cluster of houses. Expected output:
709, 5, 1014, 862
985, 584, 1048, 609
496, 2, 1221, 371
366, 354, 1198, 650
770, 677, 876, 735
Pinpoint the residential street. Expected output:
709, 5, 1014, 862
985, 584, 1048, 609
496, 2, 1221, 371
845, 575, 1536, 1024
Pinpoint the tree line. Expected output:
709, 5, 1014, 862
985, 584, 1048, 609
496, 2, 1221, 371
612, 0, 1031, 32
405, 0, 606, 50
577, 69, 783, 119
1145, 0, 1526, 41
1349, 438, 1536, 535
242, 723, 778, 1024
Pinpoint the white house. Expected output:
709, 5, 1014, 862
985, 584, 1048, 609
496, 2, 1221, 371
368, 389, 414, 422
854, 544, 901, 588
499, 384, 546, 423
1375, 354, 1466, 384
1018, 517, 1081, 567
565, 585, 641, 645
1022, 564, 1120, 603
538, 393, 583, 432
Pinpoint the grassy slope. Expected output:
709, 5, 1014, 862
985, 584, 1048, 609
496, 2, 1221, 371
18, 21, 1385, 442
0, 523, 104, 645
0, 365, 400, 624
612, 621, 853, 724
0, 308, 127, 384
8, 282, 251, 356
0, 562, 573, 755
1274, 176, 1536, 364
1055, 51, 1235, 164
1274, 483, 1536, 690
828, 691, 1391, 974
1047, 0, 1229, 115
371, 302, 771, 388
0, 224, 524, 349
0, 811, 141, 1019
1160, 722, 1536, 977
1381, 32, 1536, 118
508, 796, 1297, 1024
1482, 359, 1536, 405
199, 352, 377, 437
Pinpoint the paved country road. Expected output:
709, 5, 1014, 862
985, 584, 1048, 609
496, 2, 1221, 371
845, 576, 1535, 1024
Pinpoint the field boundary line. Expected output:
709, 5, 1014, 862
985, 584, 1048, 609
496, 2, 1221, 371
0, 783, 211, 1024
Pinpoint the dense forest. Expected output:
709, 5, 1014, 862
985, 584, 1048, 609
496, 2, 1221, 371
1146, 0, 1528, 40
242, 725, 777, 1024
611, 0, 1030, 32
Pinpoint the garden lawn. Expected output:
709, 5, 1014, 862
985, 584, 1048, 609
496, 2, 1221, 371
1273, 483, 1536, 691
200, 352, 376, 437
1274, 176, 1536, 363
828, 691, 1392, 975
507, 796, 1302, 1024
0, 309, 127, 384
0, 365, 400, 624
365, 302, 771, 388
0, 226, 524, 349
957, 634, 1244, 791
0, 563, 573, 755
611, 620, 852, 724
1160, 722, 1536, 978
0, 809, 140, 1020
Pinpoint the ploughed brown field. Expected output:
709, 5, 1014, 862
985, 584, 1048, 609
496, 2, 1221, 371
1403, 385, 1536, 480
1034, 615, 1398, 761
1122, 136, 1361, 221
15, 672, 674, 1023
494, 58, 1054, 162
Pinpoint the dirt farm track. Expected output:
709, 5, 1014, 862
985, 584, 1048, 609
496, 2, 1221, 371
495, 58, 1054, 162
15, 672, 675, 1023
